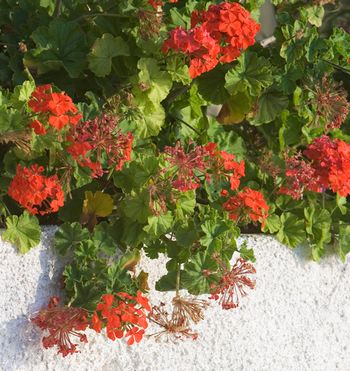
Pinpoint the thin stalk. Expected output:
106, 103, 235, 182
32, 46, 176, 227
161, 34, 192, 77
175, 263, 181, 297
171, 116, 202, 136
75, 13, 130, 22
53, 0, 62, 17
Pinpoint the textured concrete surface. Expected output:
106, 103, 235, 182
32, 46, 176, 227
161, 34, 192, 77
0, 227, 349, 371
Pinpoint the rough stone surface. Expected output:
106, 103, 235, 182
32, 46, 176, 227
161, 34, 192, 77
1, 227, 349, 371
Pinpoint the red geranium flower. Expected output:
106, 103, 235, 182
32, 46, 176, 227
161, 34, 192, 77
8, 164, 64, 215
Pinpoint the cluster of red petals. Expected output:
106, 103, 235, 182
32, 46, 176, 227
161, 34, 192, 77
163, 142, 209, 191
223, 187, 269, 228
31, 297, 89, 357
163, 142, 244, 192
8, 164, 64, 215
28, 84, 82, 132
162, 2, 260, 78
91, 292, 151, 345
209, 258, 256, 310
303, 135, 350, 197
67, 115, 133, 178
205, 142, 245, 191
148, 0, 178, 9
279, 153, 322, 200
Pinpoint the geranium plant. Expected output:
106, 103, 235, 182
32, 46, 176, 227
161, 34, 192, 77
0, 0, 350, 356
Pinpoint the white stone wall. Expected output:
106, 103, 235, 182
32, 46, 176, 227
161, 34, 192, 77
1, 228, 349, 371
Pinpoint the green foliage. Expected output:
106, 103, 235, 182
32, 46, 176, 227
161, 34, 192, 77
225, 52, 274, 97
88, 34, 130, 77
24, 20, 88, 78
2, 212, 41, 253
54, 222, 90, 255
0, 0, 350, 315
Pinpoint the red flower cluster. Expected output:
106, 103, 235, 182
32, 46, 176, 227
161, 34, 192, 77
223, 187, 269, 229
148, 0, 178, 9
91, 292, 151, 345
163, 142, 209, 191
209, 258, 256, 310
67, 115, 133, 178
28, 84, 82, 132
31, 297, 88, 357
163, 142, 245, 192
8, 164, 64, 215
303, 135, 350, 197
205, 142, 245, 191
162, 2, 260, 78
279, 153, 322, 200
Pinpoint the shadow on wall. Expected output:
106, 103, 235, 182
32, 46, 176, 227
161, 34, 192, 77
0, 239, 64, 371
257, 0, 277, 40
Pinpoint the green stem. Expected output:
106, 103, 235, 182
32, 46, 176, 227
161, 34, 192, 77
171, 115, 202, 136
53, 0, 62, 17
75, 12, 130, 22
164, 82, 193, 107
322, 192, 325, 209
175, 263, 180, 297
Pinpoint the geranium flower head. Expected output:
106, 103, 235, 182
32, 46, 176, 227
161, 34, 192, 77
8, 164, 64, 215
31, 297, 89, 357
209, 257, 256, 310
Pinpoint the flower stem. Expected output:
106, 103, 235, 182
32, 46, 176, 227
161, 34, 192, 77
176, 263, 180, 297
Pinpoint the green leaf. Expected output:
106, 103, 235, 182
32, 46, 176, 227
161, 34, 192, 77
54, 222, 90, 255
276, 212, 306, 248
92, 221, 121, 256
217, 92, 252, 125
122, 189, 151, 223
336, 194, 347, 216
135, 58, 172, 105
174, 191, 196, 219
88, 34, 129, 77
250, 91, 289, 125
301, 5, 324, 27
24, 20, 87, 78
197, 67, 230, 104
304, 206, 331, 260
278, 110, 304, 150
82, 191, 114, 218
134, 102, 166, 138
207, 118, 246, 160
338, 224, 350, 262
200, 219, 230, 249
262, 214, 281, 234
156, 270, 182, 291
119, 249, 141, 271
2, 212, 41, 254
182, 252, 219, 295
225, 52, 274, 97
143, 211, 173, 237
166, 55, 191, 85
239, 241, 256, 262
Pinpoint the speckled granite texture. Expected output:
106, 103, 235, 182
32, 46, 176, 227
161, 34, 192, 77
1, 227, 349, 371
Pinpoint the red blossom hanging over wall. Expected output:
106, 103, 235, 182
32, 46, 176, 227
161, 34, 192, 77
8, 164, 65, 215
162, 2, 260, 77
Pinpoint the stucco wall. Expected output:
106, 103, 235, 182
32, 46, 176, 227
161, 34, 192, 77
1, 228, 349, 371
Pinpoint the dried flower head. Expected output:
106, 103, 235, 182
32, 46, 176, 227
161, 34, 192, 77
67, 114, 133, 178
279, 152, 322, 200
148, 302, 198, 342
309, 77, 350, 132
31, 297, 88, 357
209, 257, 256, 310
172, 295, 209, 325
138, 9, 163, 39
